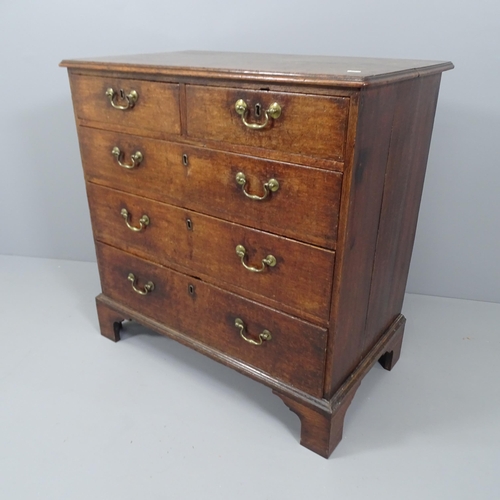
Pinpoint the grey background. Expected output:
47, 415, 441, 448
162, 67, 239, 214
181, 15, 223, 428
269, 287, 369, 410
1, 0, 498, 303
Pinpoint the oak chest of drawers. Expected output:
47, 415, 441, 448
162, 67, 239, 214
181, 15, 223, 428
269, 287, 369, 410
61, 51, 453, 457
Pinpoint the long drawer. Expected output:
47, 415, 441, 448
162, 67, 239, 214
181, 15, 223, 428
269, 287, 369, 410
185, 85, 349, 162
87, 183, 335, 322
78, 127, 343, 249
96, 242, 327, 397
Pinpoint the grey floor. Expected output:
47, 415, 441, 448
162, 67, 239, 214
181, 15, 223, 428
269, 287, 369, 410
1, 255, 499, 499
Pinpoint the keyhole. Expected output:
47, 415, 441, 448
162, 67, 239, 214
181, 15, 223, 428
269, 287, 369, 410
186, 218, 193, 230
182, 153, 189, 166
188, 284, 195, 296
255, 103, 262, 118
119, 89, 125, 99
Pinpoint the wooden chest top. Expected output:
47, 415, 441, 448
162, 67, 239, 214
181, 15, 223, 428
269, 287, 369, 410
61, 50, 453, 87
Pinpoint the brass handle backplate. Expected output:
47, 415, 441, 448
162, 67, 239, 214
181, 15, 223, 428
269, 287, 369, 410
127, 273, 154, 295
105, 88, 138, 110
235, 244, 276, 273
234, 99, 281, 130
234, 318, 272, 346
112, 146, 143, 169
235, 172, 279, 201
121, 208, 149, 232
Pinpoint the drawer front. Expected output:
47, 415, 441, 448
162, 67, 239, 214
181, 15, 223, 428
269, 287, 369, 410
96, 242, 327, 397
78, 127, 342, 249
69, 74, 181, 137
87, 183, 335, 321
186, 85, 349, 162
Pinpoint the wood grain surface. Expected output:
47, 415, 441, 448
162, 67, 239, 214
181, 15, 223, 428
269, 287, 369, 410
62, 51, 453, 458
69, 73, 181, 137
186, 85, 349, 162
61, 51, 453, 88
96, 242, 328, 397
87, 182, 335, 322
363, 74, 442, 351
77, 127, 343, 248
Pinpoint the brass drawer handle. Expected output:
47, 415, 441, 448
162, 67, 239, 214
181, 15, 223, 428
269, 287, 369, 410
105, 87, 138, 110
111, 146, 143, 169
234, 318, 272, 346
235, 172, 279, 201
121, 208, 150, 232
234, 99, 281, 130
235, 244, 276, 273
127, 273, 154, 295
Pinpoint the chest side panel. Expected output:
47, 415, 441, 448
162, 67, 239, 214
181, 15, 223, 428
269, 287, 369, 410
363, 74, 442, 350
326, 76, 444, 397
325, 84, 400, 398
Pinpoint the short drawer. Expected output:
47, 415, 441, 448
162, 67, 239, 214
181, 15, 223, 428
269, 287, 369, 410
185, 85, 349, 162
69, 74, 181, 137
87, 183, 335, 322
96, 242, 327, 397
78, 127, 342, 249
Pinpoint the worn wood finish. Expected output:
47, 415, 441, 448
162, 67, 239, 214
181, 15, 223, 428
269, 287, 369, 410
95, 297, 124, 342
276, 386, 359, 458
363, 74, 442, 353
78, 126, 343, 248
69, 73, 181, 137
96, 242, 328, 396
275, 314, 405, 457
185, 85, 349, 162
61, 51, 453, 88
325, 74, 445, 399
62, 51, 452, 458
77, 119, 344, 171
325, 84, 398, 398
378, 324, 404, 371
87, 182, 335, 322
